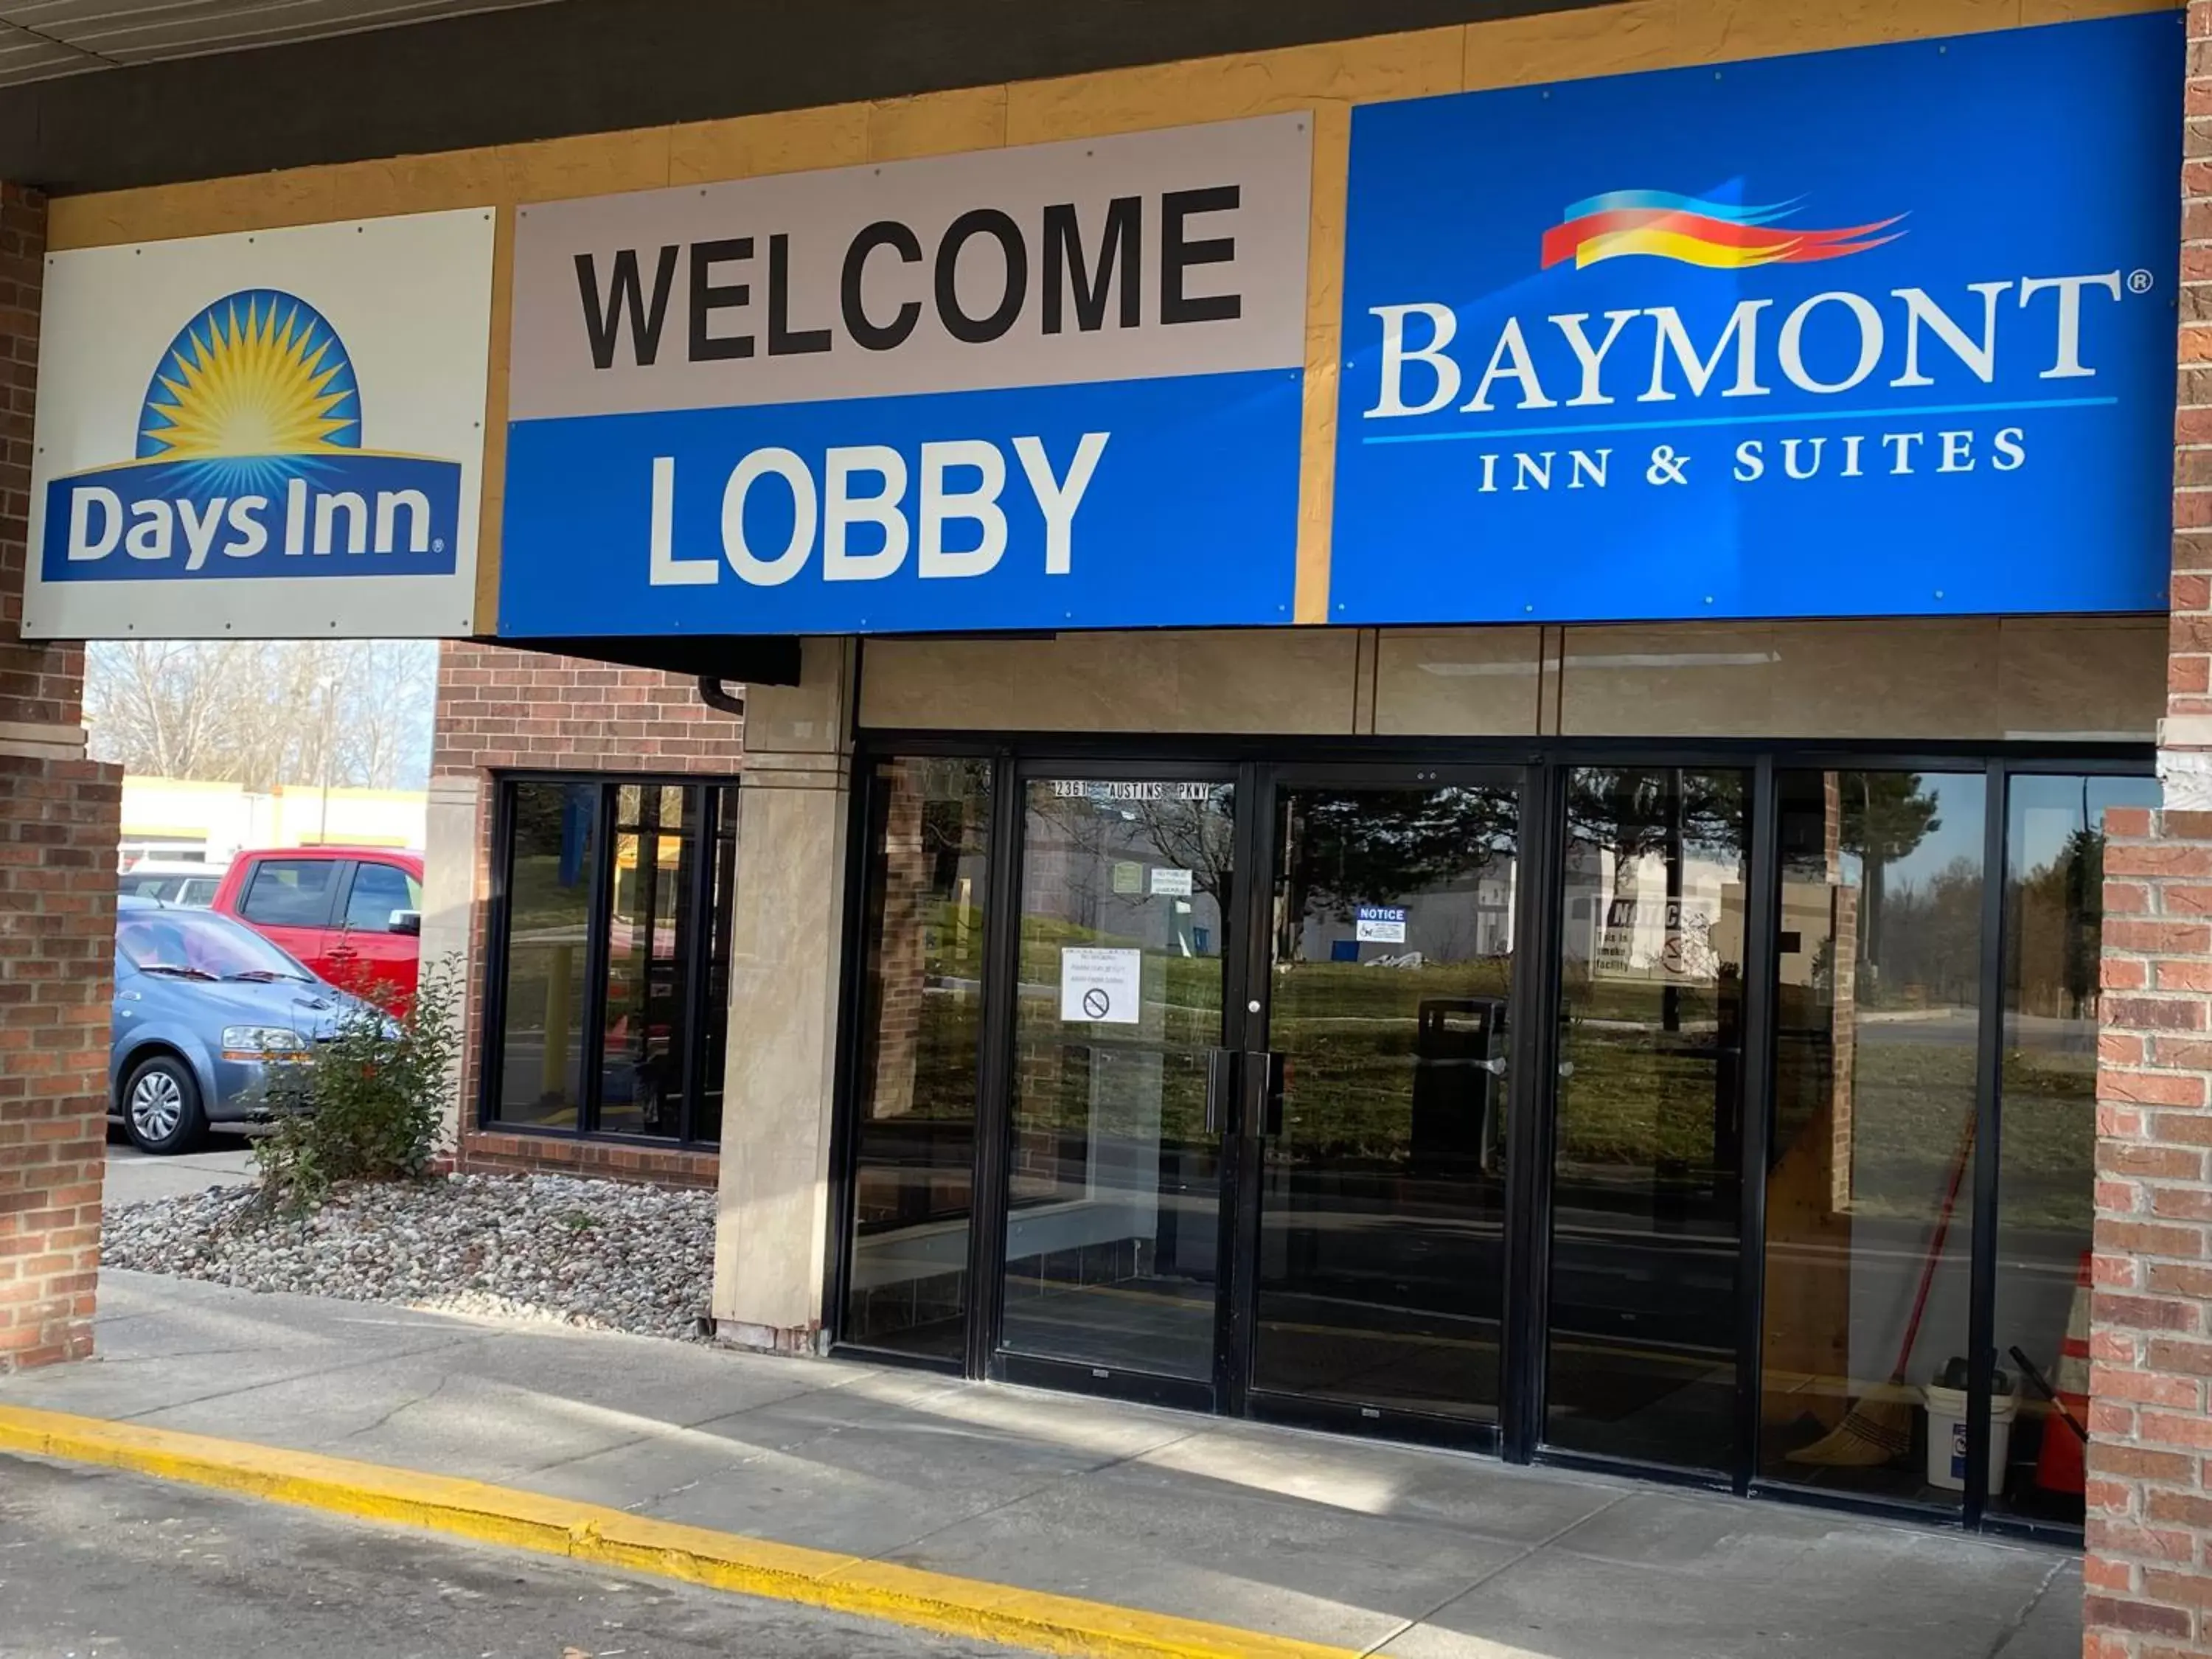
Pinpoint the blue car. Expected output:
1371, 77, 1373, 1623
110, 895, 366, 1154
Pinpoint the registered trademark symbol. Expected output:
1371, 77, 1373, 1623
433, 538, 446, 553
2129, 269, 2155, 295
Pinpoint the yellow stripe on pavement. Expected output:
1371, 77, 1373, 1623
0, 1403, 1354, 1659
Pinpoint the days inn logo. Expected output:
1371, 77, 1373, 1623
42, 288, 462, 583
1540, 190, 1906, 271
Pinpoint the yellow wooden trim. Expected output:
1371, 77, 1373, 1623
0, 1403, 1354, 1659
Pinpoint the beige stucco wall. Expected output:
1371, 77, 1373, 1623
858, 615, 2166, 741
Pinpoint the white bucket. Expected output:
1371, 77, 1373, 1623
1923, 1382, 2017, 1492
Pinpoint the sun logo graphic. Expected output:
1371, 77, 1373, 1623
45, 288, 462, 581
1540, 191, 1906, 271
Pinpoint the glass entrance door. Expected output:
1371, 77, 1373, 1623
1245, 773, 1523, 1430
996, 773, 1239, 1397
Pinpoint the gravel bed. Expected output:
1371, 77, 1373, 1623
101, 1173, 717, 1340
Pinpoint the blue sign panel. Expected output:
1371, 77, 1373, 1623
1332, 16, 2182, 625
501, 370, 1302, 634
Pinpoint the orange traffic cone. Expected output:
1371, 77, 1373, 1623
2033, 1251, 2092, 1496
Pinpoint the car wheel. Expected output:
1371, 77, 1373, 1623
121, 1055, 207, 1155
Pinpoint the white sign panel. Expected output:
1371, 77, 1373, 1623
1060, 947, 1142, 1025
1150, 867, 1194, 897
507, 116, 1310, 422
24, 209, 496, 639
1355, 905, 1408, 944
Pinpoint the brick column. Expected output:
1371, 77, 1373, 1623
0, 182, 122, 1374
2090, 815, 2212, 1659
2175, 0, 2212, 748
2085, 3, 2212, 1645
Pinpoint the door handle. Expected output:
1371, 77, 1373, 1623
1204, 1048, 1234, 1135
1245, 1051, 1287, 1137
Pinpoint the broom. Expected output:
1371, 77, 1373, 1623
1789, 1111, 1977, 1467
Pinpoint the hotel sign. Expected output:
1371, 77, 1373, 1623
1330, 15, 2182, 625
500, 116, 1310, 637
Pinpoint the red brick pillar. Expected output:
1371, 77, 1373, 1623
2084, 5, 2212, 1640
0, 182, 121, 1374
2090, 815, 2212, 1658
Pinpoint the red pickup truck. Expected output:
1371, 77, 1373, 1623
209, 846, 424, 1011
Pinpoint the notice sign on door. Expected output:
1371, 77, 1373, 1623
1355, 905, 1408, 943
1060, 947, 1142, 1024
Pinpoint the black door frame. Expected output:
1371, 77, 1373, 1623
828, 729, 2152, 1542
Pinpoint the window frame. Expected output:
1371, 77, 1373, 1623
479, 771, 740, 1149
338, 858, 421, 935
239, 855, 345, 930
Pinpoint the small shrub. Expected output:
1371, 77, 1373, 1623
255, 955, 463, 1215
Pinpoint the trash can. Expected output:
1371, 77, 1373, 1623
1923, 1382, 2017, 1492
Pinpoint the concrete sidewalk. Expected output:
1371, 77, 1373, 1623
0, 1270, 2078, 1659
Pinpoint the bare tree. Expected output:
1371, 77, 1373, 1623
86, 639, 437, 790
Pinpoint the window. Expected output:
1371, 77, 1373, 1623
841, 758, 992, 1359
599, 786, 696, 1138
1761, 770, 1986, 1507
1548, 765, 1750, 1472
495, 782, 597, 1130
241, 859, 340, 928
486, 776, 737, 1145
119, 908, 308, 980
343, 863, 420, 933
1991, 774, 2158, 1524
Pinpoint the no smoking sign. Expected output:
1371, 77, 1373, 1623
1060, 947, 1142, 1025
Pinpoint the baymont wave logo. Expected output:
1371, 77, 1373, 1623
43, 288, 461, 582
1540, 190, 1905, 271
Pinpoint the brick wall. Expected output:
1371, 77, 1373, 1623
2085, 5, 2212, 1644
433, 639, 743, 1183
2176, 3, 2212, 726
2089, 812, 2212, 1658
0, 182, 122, 1375
460, 1129, 720, 1190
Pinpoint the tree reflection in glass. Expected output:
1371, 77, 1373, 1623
1548, 767, 1750, 1470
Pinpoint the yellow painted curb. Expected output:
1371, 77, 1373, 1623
0, 1403, 1354, 1659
